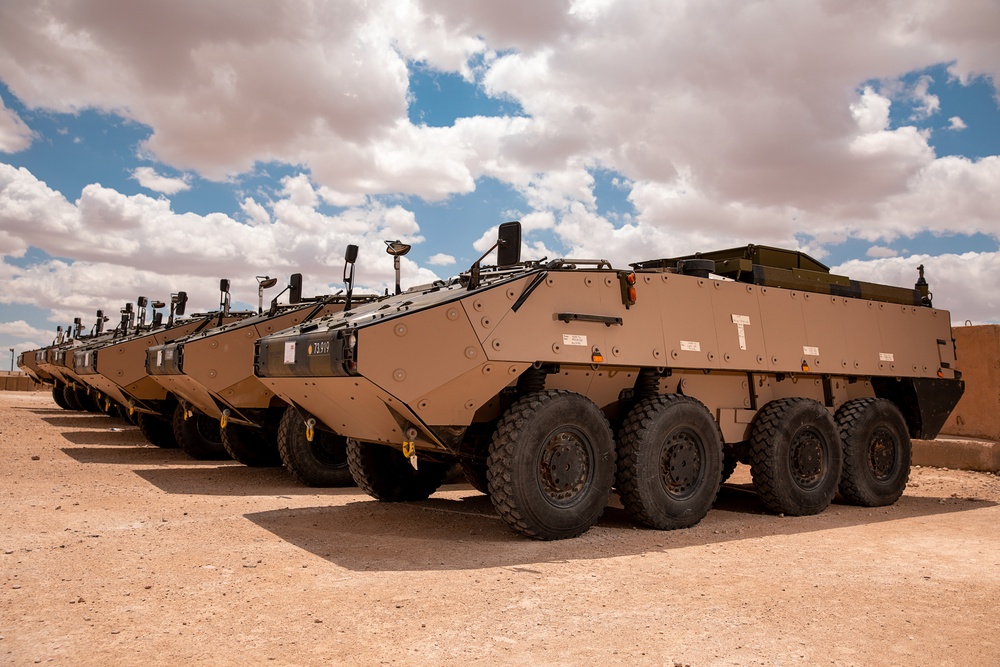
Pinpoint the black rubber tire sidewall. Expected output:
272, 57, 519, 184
137, 412, 178, 448
836, 398, 911, 506
222, 423, 282, 467
749, 398, 843, 516
277, 406, 354, 487
346, 439, 450, 501
172, 404, 228, 460
487, 390, 616, 540
616, 395, 723, 530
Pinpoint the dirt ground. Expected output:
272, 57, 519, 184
2, 391, 999, 667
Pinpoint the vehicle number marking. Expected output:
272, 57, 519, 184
156, 350, 163, 367
563, 334, 588, 346
680, 340, 701, 352
308, 341, 330, 355
879, 352, 894, 362
803, 346, 820, 356
283, 341, 296, 364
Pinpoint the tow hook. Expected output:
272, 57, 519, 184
305, 417, 316, 442
220, 409, 230, 429
402, 440, 417, 470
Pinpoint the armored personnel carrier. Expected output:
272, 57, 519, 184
258, 225, 950, 538
146, 274, 374, 473
73, 283, 251, 449
31, 314, 117, 412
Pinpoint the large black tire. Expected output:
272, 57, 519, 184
62, 384, 84, 411
51, 383, 72, 410
461, 461, 490, 495
749, 398, 842, 516
137, 413, 179, 448
836, 398, 911, 506
347, 439, 452, 501
81, 388, 102, 413
277, 407, 354, 486
487, 390, 616, 540
721, 446, 739, 483
222, 423, 282, 467
616, 395, 723, 530
172, 404, 228, 460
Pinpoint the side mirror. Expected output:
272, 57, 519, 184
344, 245, 359, 312
151, 300, 166, 309
175, 291, 187, 316
497, 221, 521, 267
152, 312, 163, 327
137, 296, 148, 308
289, 273, 303, 304
220, 279, 230, 293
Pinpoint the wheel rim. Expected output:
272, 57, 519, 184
195, 414, 223, 446
311, 432, 348, 468
659, 428, 704, 500
537, 428, 592, 507
868, 425, 898, 481
790, 427, 827, 490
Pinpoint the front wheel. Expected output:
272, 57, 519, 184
222, 423, 282, 467
749, 398, 842, 516
487, 390, 616, 540
347, 440, 451, 501
173, 404, 229, 460
277, 407, 354, 487
616, 395, 723, 530
836, 398, 911, 506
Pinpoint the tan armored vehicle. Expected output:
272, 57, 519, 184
257, 223, 956, 539
73, 283, 250, 448
146, 274, 373, 473
31, 314, 116, 412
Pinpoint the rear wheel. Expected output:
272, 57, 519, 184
749, 398, 842, 516
836, 398, 911, 506
487, 390, 616, 540
62, 384, 84, 411
51, 383, 72, 410
347, 439, 451, 501
277, 407, 354, 486
616, 395, 723, 530
461, 461, 490, 495
172, 404, 228, 460
222, 423, 282, 467
137, 413, 178, 448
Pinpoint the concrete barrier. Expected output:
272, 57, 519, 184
0, 373, 45, 392
914, 437, 1000, 474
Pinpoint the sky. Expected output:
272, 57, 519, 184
1, 0, 999, 365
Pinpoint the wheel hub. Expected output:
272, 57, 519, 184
660, 431, 703, 498
539, 430, 590, 504
868, 426, 897, 481
790, 429, 824, 488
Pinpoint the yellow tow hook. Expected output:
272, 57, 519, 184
220, 409, 230, 429
184, 408, 193, 420
104, 398, 111, 412
127, 400, 135, 416
305, 418, 316, 443
402, 440, 417, 470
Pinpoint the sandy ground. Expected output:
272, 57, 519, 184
2, 390, 999, 667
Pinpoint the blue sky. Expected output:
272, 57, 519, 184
1, 1, 999, 362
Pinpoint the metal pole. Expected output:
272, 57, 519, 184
9, 348, 13, 373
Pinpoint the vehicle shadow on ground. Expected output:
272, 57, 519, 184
59, 428, 145, 446
243, 484, 996, 572
39, 414, 125, 428
60, 446, 238, 467
132, 465, 358, 496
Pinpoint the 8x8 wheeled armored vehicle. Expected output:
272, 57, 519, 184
255, 222, 963, 540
